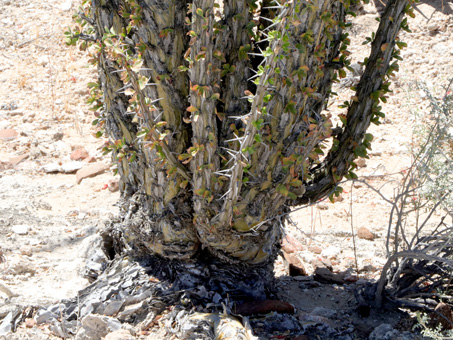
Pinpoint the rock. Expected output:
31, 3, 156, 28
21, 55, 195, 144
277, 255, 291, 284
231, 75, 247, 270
355, 158, 366, 168
76, 315, 122, 340
311, 307, 336, 318
76, 163, 110, 184
104, 329, 135, 340
37, 55, 49, 66
103, 301, 124, 317
368, 324, 401, 340
8, 154, 29, 167
8, 109, 23, 116
433, 302, 453, 330
357, 227, 375, 241
70, 147, 89, 161
25, 318, 36, 328
313, 267, 344, 285
0, 311, 13, 335
316, 203, 329, 210
284, 253, 307, 276
321, 246, 341, 259
281, 235, 304, 253
0, 282, 17, 298
427, 23, 439, 32
42, 163, 62, 173
20, 245, 32, 256
107, 179, 119, 192
311, 258, 333, 271
62, 161, 84, 173
11, 225, 29, 235
308, 245, 322, 254
53, 132, 64, 141
233, 300, 295, 316
35, 309, 58, 324
83, 155, 97, 163
0, 129, 18, 141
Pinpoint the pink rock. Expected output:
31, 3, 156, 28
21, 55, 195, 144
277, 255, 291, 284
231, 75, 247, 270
70, 147, 89, 161
0, 129, 18, 140
357, 227, 375, 241
76, 162, 110, 184
281, 235, 304, 253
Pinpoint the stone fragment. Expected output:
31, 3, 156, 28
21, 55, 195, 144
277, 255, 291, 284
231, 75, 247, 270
433, 302, 453, 330
368, 324, 401, 340
357, 227, 375, 241
284, 253, 307, 276
313, 268, 344, 285
76, 315, 122, 340
42, 163, 62, 173
76, 163, 110, 184
321, 246, 341, 259
355, 157, 367, 168
25, 318, 35, 328
35, 309, 58, 324
108, 179, 119, 192
8, 109, 23, 116
427, 23, 439, 32
0, 312, 13, 335
234, 300, 295, 316
20, 245, 32, 256
104, 329, 135, 340
62, 161, 84, 173
311, 307, 336, 318
83, 155, 97, 163
0, 129, 18, 141
70, 147, 89, 161
11, 225, 29, 235
311, 258, 333, 271
308, 246, 322, 254
8, 154, 28, 167
103, 301, 123, 317
281, 235, 304, 253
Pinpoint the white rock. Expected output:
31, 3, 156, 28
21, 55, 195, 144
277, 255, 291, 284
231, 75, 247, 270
11, 225, 29, 235
61, 161, 84, 173
61, 0, 72, 11
321, 246, 341, 259
42, 163, 62, 173
37, 55, 49, 66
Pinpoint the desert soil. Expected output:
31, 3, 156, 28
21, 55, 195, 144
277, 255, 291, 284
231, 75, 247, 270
0, 0, 452, 339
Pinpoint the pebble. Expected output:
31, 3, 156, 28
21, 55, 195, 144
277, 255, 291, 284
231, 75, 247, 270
104, 329, 135, 340
281, 234, 304, 253
11, 225, 29, 235
20, 245, 32, 256
70, 147, 89, 161
308, 246, 322, 254
321, 246, 341, 259
357, 227, 375, 241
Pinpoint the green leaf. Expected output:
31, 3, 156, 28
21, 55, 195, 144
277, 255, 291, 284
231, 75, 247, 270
196, 8, 204, 17
138, 75, 149, 90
